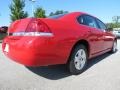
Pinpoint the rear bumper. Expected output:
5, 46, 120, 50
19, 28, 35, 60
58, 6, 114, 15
3, 46, 42, 66
2, 36, 62, 66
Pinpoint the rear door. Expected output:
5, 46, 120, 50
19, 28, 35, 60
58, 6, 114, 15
78, 15, 104, 54
96, 19, 114, 50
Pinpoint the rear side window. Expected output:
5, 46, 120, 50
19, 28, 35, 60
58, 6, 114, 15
78, 16, 85, 24
96, 19, 107, 30
78, 15, 98, 28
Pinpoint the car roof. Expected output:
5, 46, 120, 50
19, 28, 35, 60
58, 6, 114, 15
58, 12, 97, 21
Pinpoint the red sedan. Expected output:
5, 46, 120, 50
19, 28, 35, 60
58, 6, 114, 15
2, 12, 117, 75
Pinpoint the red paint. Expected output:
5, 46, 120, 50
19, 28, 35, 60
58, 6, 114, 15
2, 12, 116, 66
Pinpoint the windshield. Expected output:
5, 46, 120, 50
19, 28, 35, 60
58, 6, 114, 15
47, 13, 67, 19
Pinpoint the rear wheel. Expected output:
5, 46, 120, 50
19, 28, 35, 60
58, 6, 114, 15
67, 45, 88, 75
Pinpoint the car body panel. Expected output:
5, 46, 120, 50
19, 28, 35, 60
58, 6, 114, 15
2, 12, 116, 66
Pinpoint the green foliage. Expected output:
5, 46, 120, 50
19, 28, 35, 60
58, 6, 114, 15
106, 16, 120, 29
10, 0, 28, 22
49, 12, 54, 16
0, 33, 7, 40
49, 10, 68, 16
106, 23, 120, 29
34, 7, 46, 18
112, 16, 120, 23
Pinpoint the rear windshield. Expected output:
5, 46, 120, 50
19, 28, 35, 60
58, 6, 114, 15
47, 14, 67, 19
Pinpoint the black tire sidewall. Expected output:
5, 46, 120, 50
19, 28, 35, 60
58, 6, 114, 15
110, 41, 117, 53
68, 44, 88, 75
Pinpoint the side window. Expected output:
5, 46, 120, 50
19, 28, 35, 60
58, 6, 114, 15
77, 15, 98, 28
84, 15, 98, 28
77, 16, 85, 25
96, 19, 107, 30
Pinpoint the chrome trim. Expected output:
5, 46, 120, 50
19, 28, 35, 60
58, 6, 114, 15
12, 32, 53, 37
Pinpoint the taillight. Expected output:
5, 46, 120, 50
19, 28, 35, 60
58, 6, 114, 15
27, 18, 51, 33
12, 18, 53, 37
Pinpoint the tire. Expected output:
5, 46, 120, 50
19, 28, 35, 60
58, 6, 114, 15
67, 44, 88, 75
110, 40, 117, 53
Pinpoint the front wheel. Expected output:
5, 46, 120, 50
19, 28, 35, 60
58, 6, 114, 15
110, 40, 117, 53
67, 45, 88, 75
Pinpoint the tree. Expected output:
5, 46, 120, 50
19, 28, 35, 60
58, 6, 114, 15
34, 7, 46, 18
49, 10, 68, 16
49, 12, 54, 16
106, 16, 120, 29
106, 22, 120, 29
10, 0, 28, 22
112, 16, 120, 28
112, 16, 120, 23
106, 23, 116, 29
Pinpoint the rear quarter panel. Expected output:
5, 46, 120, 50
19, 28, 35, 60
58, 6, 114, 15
40, 18, 91, 64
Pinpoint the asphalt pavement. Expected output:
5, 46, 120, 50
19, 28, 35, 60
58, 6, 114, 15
0, 40, 120, 90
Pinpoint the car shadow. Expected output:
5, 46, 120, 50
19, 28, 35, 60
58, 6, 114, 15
26, 65, 71, 80
26, 52, 116, 80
